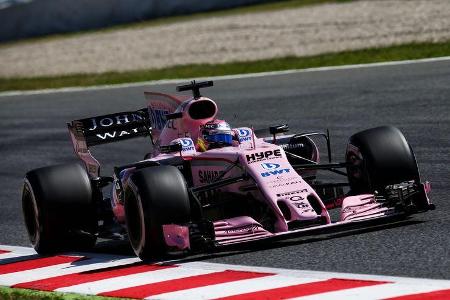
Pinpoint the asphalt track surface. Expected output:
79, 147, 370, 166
0, 60, 449, 280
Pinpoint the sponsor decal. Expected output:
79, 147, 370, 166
292, 202, 311, 209
260, 163, 290, 178
218, 122, 230, 129
149, 108, 169, 131
84, 112, 147, 141
203, 122, 230, 130
261, 163, 280, 170
225, 224, 261, 234
281, 143, 306, 150
166, 119, 177, 129
269, 176, 298, 183
342, 202, 373, 215
198, 170, 225, 184
341, 206, 357, 214
261, 169, 290, 177
289, 195, 305, 201
180, 138, 195, 152
268, 176, 300, 187
87, 113, 143, 131
293, 202, 309, 208
96, 128, 139, 140
278, 195, 313, 212
269, 180, 302, 188
237, 128, 252, 142
276, 189, 308, 197
246, 149, 282, 164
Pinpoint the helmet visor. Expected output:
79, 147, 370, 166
204, 133, 232, 145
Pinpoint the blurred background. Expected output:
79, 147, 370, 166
0, 0, 449, 89
0, 0, 271, 42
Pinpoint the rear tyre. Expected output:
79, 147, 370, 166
22, 164, 97, 254
346, 126, 420, 194
124, 166, 191, 260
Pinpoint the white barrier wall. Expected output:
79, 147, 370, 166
0, 0, 270, 42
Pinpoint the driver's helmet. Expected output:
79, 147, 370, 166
196, 119, 233, 151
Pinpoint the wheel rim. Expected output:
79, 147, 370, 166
124, 187, 146, 255
22, 180, 40, 246
346, 145, 372, 192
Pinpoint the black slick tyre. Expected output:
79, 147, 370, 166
22, 163, 97, 254
346, 126, 420, 194
124, 166, 191, 260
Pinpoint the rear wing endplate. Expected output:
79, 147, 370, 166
68, 108, 152, 177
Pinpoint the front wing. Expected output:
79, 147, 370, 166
162, 181, 434, 252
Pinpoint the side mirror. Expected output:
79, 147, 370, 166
165, 112, 183, 120
269, 124, 289, 135
160, 142, 183, 153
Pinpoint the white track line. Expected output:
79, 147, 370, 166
0, 245, 37, 260
145, 275, 321, 300
0, 252, 36, 260
0, 245, 37, 254
0, 257, 140, 286
182, 262, 450, 285
291, 281, 450, 300
1, 56, 449, 98
56, 266, 218, 295
1, 245, 450, 299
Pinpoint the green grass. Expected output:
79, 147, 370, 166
0, 0, 352, 48
1, 41, 449, 92
0, 286, 130, 300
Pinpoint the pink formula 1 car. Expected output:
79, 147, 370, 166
22, 81, 435, 260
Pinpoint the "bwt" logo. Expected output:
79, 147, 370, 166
180, 138, 195, 152
237, 128, 252, 142
261, 163, 280, 170
260, 163, 290, 177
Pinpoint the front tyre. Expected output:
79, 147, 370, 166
124, 166, 191, 260
22, 164, 97, 254
346, 126, 421, 194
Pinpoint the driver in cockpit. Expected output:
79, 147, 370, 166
196, 119, 234, 152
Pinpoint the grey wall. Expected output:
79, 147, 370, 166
0, 0, 271, 42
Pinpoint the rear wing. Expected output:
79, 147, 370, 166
68, 108, 152, 177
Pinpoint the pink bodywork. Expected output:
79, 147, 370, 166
111, 92, 416, 249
